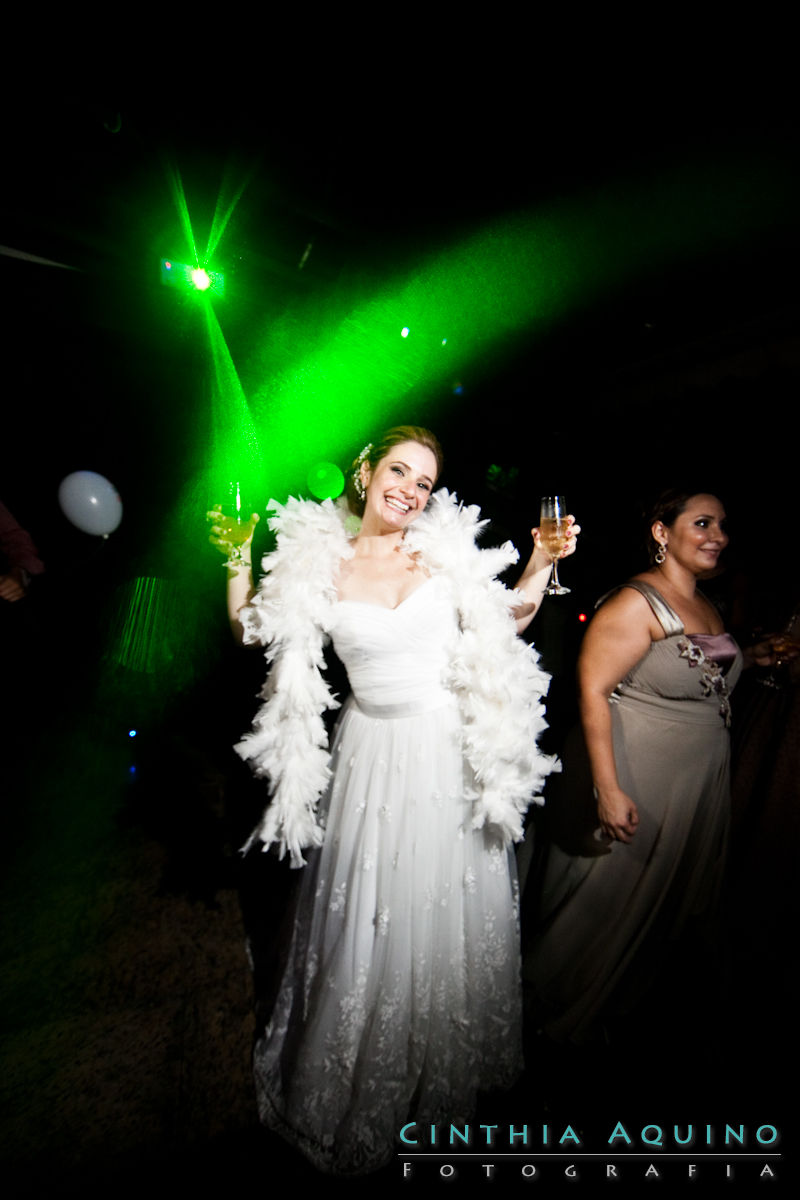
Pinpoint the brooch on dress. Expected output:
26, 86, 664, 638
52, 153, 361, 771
677, 638, 731, 727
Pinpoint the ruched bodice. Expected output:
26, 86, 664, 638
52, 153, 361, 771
616, 635, 743, 725
688, 632, 739, 673
614, 582, 743, 727
331, 575, 457, 716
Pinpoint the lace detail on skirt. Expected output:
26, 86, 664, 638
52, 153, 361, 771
252, 576, 526, 1174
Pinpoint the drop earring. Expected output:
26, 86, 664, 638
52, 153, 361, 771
353, 443, 372, 501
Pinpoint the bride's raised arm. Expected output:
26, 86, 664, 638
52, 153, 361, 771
207, 505, 260, 643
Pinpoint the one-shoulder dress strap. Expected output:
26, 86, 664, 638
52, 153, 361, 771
597, 580, 684, 638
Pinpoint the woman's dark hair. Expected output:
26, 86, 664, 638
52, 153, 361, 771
344, 425, 444, 517
644, 486, 724, 564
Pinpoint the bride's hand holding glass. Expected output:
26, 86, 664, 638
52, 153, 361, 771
532, 497, 580, 596
207, 504, 260, 566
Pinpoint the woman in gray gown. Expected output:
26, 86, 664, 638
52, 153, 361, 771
526, 489, 774, 1046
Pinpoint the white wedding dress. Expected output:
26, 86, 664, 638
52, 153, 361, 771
253, 573, 523, 1174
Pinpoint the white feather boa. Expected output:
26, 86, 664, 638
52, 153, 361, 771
236, 489, 559, 866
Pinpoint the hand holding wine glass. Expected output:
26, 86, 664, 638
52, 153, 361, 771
207, 485, 260, 566
539, 496, 572, 595
755, 619, 800, 687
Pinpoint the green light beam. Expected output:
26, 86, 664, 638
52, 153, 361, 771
203, 300, 264, 504
243, 141, 792, 500
105, 576, 175, 674
205, 156, 256, 264
163, 158, 201, 268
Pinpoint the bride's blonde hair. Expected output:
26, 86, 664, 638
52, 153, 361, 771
345, 425, 444, 517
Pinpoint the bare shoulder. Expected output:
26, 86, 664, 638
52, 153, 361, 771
580, 581, 660, 687
589, 580, 663, 643
595, 581, 658, 621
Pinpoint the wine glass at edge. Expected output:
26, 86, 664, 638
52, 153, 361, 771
211, 482, 253, 563
540, 496, 571, 595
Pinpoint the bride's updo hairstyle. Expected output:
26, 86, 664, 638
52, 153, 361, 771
345, 425, 444, 517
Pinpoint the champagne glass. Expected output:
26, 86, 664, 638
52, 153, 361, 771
759, 606, 800, 688
212, 481, 252, 563
540, 496, 571, 595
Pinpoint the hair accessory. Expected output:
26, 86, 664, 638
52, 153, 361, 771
655, 542, 667, 565
353, 443, 373, 501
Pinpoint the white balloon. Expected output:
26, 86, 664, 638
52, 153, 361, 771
58, 471, 123, 537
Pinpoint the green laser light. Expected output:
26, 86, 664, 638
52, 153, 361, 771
160, 259, 225, 297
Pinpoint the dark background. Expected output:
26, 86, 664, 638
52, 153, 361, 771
2, 81, 798, 1193
4, 91, 798, 621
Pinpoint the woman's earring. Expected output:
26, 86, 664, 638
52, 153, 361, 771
354, 471, 366, 501
655, 543, 667, 565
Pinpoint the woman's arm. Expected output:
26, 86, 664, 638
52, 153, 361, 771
511, 517, 580, 635
225, 559, 256, 643
577, 589, 658, 842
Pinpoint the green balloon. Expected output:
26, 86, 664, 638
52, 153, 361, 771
307, 462, 345, 500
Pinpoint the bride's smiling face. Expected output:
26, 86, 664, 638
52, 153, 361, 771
361, 440, 438, 532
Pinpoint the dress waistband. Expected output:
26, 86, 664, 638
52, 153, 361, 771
613, 687, 729, 726
350, 691, 455, 720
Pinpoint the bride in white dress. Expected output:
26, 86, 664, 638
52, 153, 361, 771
212, 427, 578, 1174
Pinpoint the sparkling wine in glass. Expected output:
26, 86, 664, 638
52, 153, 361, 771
216, 481, 251, 562
540, 496, 571, 595
759, 606, 800, 688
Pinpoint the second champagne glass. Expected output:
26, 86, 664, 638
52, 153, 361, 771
540, 496, 571, 595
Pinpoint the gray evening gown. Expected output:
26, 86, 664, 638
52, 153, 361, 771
525, 580, 743, 1045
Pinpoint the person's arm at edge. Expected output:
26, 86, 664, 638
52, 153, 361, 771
577, 588, 657, 842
